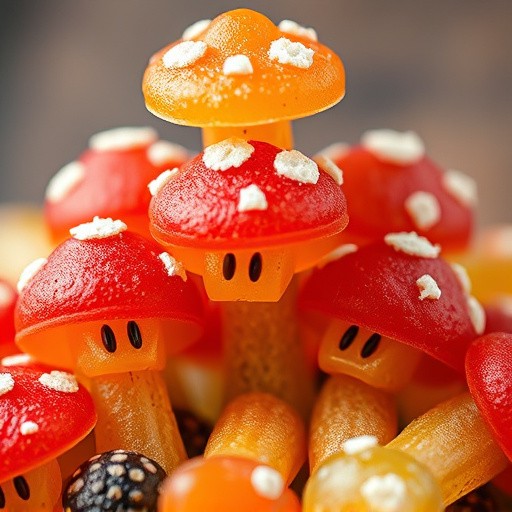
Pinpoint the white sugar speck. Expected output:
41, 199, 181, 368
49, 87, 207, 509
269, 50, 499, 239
45, 161, 86, 203
317, 244, 358, 269
203, 138, 254, 171
89, 127, 157, 152
278, 20, 318, 41
384, 232, 441, 259
416, 274, 442, 300
1, 354, 32, 367
274, 150, 319, 184
70, 216, 127, 240
158, 252, 187, 282
38, 371, 79, 393
223, 55, 253, 76
314, 155, 343, 185
450, 262, 471, 294
0, 373, 15, 396
163, 41, 207, 69
404, 191, 441, 231
20, 421, 39, 435
17, 258, 47, 292
182, 19, 211, 40
148, 168, 179, 196
467, 295, 485, 335
360, 473, 408, 512
317, 142, 350, 161
361, 129, 425, 165
238, 185, 268, 212
147, 141, 189, 166
250, 466, 284, 500
268, 37, 314, 69
442, 169, 478, 208
342, 435, 378, 455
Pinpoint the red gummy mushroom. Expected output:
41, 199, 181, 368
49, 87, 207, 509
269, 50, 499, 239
15, 217, 204, 473
0, 364, 96, 511
0, 278, 17, 359
44, 126, 190, 243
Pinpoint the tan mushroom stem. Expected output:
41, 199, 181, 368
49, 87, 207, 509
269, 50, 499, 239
88, 370, 186, 474
202, 121, 293, 150
386, 392, 509, 506
309, 374, 398, 473
220, 277, 315, 421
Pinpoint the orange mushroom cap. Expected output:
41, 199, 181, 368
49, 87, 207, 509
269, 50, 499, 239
142, 9, 344, 127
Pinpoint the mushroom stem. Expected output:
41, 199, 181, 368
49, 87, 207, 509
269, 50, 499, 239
309, 374, 398, 472
386, 391, 509, 506
220, 277, 314, 421
202, 121, 293, 149
89, 370, 186, 474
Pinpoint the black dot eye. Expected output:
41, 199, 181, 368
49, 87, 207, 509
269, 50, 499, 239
127, 321, 142, 349
361, 333, 381, 358
339, 325, 359, 350
13, 476, 30, 501
222, 253, 236, 281
249, 253, 262, 282
101, 325, 117, 353
0, 485, 5, 508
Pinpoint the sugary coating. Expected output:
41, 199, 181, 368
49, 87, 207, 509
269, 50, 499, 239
0, 364, 96, 482
143, 9, 344, 127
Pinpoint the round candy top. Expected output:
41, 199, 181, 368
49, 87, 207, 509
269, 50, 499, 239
0, 364, 96, 482
142, 9, 344, 127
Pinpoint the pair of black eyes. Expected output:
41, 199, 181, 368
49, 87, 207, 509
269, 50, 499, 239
0, 476, 30, 507
222, 253, 262, 282
339, 325, 381, 358
101, 321, 142, 353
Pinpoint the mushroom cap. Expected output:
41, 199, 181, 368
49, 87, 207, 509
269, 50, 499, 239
466, 332, 512, 462
0, 364, 96, 482
142, 9, 344, 127
15, 226, 204, 364
0, 278, 17, 351
299, 236, 480, 372
323, 131, 475, 252
44, 127, 190, 243
150, 139, 348, 250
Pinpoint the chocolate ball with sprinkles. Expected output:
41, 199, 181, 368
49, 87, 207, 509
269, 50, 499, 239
63, 450, 166, 512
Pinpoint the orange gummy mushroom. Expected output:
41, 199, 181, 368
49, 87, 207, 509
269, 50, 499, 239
15, 217, 205, 473
143, 9, 344, 148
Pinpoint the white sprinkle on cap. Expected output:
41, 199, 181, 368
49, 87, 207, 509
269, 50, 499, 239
223, 55, 253, 76
384, 232, 441, 259
147, 140, 189, 166
158, 252, 187, 282
467, 295, 485, 334
89, 127, 158, 152
342, 435, 378, 455
361, 129, 425, 165
238, 184, 268, 212
38, 371, 79, 393
163, 40, 207, 69
0, 372, 15, 396
17, 258, 47, 292
1, 354, 32, 367
70, 216, 127, 240
20, 421, 39, 435
317, 142, 350, 161
450, 263, 471, 294
182, 19, 211, 40
317, 244, 358, 269
416, 274, 441, 300
268, 37, 314, 69
360, 473, 408, 512
45, 161, 86, 203
250, 466, 284, 500
148, 168, 179, 196
442, 169, 478, 207
274, 150, 319, 184
314, 155, 343, 185
203, 138, 254, 171
278, 20, 318, 41
404, 191, 441, 231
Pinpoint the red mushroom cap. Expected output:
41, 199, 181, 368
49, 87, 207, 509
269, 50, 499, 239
299, 235, 481, 372
44, 127, 190, 242
466, 332, 512, 462
0, 278, 17, 353
150, 139, 348, 250
0, 364, 96, 482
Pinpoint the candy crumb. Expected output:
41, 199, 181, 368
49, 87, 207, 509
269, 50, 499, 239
158, 252, 187, 282
278, 20, 318, 41
20, 421, 39, 435
238, 185, 268, 212
314, 155, 343, 185
268, 37, 314, 69
274, 150, 319, 184
317, 244, 358, 268
89, 127, 157, 152
45, 161, 86, 203
17, 258, 47, 292
404, 191, 441, 230
361, 129, 425, 165
250, 466, 284, 500
182, 19, 211, 40
360, 473, 408, 512
467, 295, 485, 334
450, 263, 472, 294
384, 232, 441, 259
1, 354, 32, 366
342, 435, 378, 455
416, 274, 441, 300
0, 373, 15, 396
148, 168, 179, 196
38, 371, 79, 393
223, 55, 253, 76
70, 216, 127, 240
203, 138, 254, 171
317, 142, 350, 161
163, 41, 207, 69
442, 169, 478, 207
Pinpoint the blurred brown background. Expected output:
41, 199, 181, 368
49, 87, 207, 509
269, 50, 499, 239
1, 0, 511, 227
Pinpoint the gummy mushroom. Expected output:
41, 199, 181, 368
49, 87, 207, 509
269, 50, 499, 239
44, 126, 190, 243
15, 217, 205, 473
0, 278, 17, 359
143, 9, 344, 149
318, 129, 477, 254
0, 364, 96, 511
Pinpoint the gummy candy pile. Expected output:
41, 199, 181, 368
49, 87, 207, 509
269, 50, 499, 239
1, 8, 512, 512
